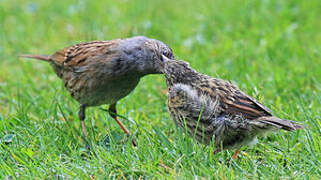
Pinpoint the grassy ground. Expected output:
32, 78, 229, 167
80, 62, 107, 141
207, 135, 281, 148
1, 0, 320, 179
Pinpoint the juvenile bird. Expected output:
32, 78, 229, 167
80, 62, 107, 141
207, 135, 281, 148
20, 36, 175, 146
163, 56, 303, 159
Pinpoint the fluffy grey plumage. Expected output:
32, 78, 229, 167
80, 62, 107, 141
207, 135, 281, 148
20, 36, 175, 146
163, 57, 303, 159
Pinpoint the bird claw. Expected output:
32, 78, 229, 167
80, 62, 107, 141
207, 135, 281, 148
125, 133, 137, 147
131, 138, 137, 147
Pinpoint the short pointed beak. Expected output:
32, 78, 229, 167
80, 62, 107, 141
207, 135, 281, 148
162, 55, 171, 62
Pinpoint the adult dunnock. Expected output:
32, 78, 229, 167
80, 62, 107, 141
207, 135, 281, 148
20, 36, 175, 146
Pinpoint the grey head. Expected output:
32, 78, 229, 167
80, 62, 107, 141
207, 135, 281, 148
119, 36, 175, 76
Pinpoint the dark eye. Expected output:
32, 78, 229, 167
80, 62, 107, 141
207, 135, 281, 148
163, 50, 168, 56
163, 50, 173, 59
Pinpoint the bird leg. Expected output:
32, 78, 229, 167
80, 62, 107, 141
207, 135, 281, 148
79, 104, 88, 138
109, 103, 137, 146
232, 149, 240, 160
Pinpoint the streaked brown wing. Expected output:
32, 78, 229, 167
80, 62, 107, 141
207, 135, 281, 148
207, 78, 272, 119
50, 40, 121, 67
224, 92, 272, 119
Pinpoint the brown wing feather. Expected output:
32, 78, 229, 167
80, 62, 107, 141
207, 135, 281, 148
225, 94, 272, 119
50, 40, 121, 67
205, 78, 272, 119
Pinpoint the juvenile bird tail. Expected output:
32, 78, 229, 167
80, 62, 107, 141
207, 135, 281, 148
19, 54, 51, 62
252, 116, 304, 131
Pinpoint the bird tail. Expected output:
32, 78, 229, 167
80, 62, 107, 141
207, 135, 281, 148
251, 116, 304, 131
19, 54, 51, 62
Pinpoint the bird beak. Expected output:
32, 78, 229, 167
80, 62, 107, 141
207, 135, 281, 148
161, 55, 171, 62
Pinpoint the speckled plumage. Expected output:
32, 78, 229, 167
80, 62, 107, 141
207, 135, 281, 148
163, 57, 303, 158
20, 36, 175, 146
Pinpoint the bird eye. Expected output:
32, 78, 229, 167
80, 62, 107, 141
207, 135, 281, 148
163, 50, 168, 56
163, 50, 173, 59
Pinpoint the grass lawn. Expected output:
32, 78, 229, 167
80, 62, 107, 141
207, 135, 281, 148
1, 0, 320, 179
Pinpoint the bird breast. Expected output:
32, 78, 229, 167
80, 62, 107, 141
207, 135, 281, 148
53, 61, 141, 106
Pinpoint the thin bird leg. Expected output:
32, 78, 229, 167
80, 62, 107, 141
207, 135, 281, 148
109, 103, 130, 135
232, 149, 240, 160
79, 104, 88, 138
109, 103, 136, 146
114, 116, 130, 135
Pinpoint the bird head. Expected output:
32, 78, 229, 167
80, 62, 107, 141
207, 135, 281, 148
162, 56, 198, 86
162, 56, 191, 74
144, 38, 175, 74
120, 36, 175, 76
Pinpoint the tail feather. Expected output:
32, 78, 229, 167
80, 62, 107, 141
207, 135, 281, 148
254, 116, 304, 131
19, 54, 51, 62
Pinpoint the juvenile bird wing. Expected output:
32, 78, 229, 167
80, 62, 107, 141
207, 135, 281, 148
204, 78, 272, 119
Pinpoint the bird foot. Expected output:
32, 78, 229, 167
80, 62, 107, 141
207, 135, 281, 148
125, 133, 137, 147
131, 138, 137, 147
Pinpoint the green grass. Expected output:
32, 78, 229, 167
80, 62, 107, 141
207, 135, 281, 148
1, 0, 320, 178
